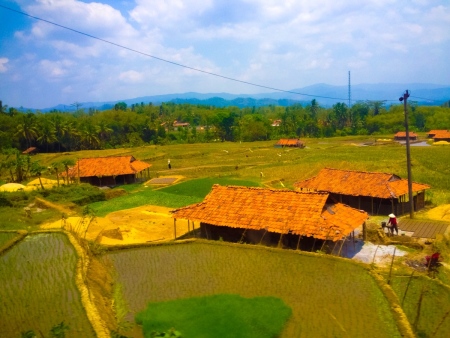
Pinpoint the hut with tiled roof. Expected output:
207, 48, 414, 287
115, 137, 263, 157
275, 138, 305, 148
172, 185, 368, 252
394, 131, 418, 141
294, 168, 430, 216
427, 130, 448, 138
432, 130, 450, 142
64, 156, 151, 186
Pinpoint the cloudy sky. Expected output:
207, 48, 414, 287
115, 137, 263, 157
1, 0, 449, 109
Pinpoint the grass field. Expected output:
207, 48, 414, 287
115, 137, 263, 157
105, 241, 402, 338
135, 294, 292, 338
0, 233, 95, 338
389, 275, 450, 338
0, 232, 18, 247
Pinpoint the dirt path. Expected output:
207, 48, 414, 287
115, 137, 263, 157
40, 204, 192, 245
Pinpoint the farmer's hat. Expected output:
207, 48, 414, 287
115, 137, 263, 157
389, 213, 396, 218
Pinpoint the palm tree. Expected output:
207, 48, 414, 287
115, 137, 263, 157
61, 159, 75, 185
37, 119, 57, 152
80, 122, 100, 149
50, 162, 62, 187
15, 113, 38, 149
31, 161, 46, 190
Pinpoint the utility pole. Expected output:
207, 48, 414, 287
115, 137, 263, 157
399, 90, 414, 218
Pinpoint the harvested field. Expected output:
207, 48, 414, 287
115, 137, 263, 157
41, 205, 191, 245
105, 241, 403, 338
0, 233, 95, 338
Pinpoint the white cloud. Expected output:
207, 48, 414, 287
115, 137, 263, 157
39, 59, 74, 78
119, 70, 144, 83
0, 58, 9, 73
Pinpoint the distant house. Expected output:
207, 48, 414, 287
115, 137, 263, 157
394, 131, 418, 141
427, 130, 448, 138
271, 119, 281, 127
63, 156, 151, 186
294, 168, 430, 216
22, 147, 38, 155
275, 138, 305, 148
173, 120, 190, 128
433, 130, 450, 142
172, 185, 368, 252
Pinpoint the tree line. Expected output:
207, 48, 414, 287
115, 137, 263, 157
1, 99, 449, 152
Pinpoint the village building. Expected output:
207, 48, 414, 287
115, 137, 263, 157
64, 156, 151, 186
275, 138, 305, 148
294, 168, 430, 216
173, 120, 190, 128
22, 147, 38, 155
171, 185, 368, 253
427, 130, 448, 138
432, 130, 450, 142
271, 119, 281, 127
394, 131, 418, 141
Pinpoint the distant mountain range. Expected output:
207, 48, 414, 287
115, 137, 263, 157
35, 83, 450, 112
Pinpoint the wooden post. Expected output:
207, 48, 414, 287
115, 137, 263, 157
352, 230, 355, 251
296, 235, 302, 251
337, 237, 347, 256
310, 237, 317, 252
173, 218, 177, 239
362, 222, 367, 241
332, 240, 339, 255
259, 228, 268, 245
193, 222, 196, 238
278, 233, 284, 248
371, 197, 374, 215
188, 220, 190, 235
239, 228, 247, 243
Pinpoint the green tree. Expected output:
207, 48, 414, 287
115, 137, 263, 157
15, 113, 38, 149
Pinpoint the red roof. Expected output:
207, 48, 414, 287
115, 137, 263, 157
172, 185, 368, 241
276, 139, 305, 147
394, 131, 417, 138
294, 168, 430, 199
433, 131, 450, 140
64, 156, 151, 178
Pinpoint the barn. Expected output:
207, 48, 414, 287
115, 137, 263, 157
64, 156, 151, 186
433, 130, 450, 142
427, 130, 448, 138
275, 138, 305, 148
171, 185, 368, 253
394, 131, 418, 141
294, 168, 430, 216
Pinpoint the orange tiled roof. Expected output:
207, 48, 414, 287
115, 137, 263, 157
22, 147, 37, 154
433, 131, 450, 139
294, 168, 430, 199
394, 131, 417, 137
64, 156, 151, 178
276, 139, 304, 146
172, 185, 368, 241
428, 130, 447, 135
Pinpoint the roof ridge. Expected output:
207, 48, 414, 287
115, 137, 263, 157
214, 184, 328, 195
323, 167, 394, 176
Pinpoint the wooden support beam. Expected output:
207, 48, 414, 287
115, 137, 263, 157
362, 222, 367, 241
278, 233, 283, 248
296, 235, 302, 251
337, 237, 347, 256
173, 218, 177, 239
259, 229, 268, 245
239, 228, 247, 243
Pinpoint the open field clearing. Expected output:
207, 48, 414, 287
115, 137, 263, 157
105, 241, 403, 338
0, 233, 95, 338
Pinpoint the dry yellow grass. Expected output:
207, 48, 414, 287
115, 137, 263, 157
426, 204, 450, 221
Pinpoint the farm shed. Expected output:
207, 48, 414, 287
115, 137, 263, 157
64, 156, 151, 186
171, 185, 368, 252
22, 147, 38, 155
294, 168, 430, 216
275, 138, 305, 148
433, 130, 450, 142
394, 131, 418, 141
427, 130, 448, 138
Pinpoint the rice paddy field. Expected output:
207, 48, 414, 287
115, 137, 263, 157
0, 231, 18, 247
105, 241, 403, 338
0, 233, 95, 338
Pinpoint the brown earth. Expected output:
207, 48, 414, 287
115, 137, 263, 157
40, 204, 192, 245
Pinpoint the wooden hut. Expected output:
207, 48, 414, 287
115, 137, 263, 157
63, 156, 151, 186
294, 168, 430, 216
22, 147, 38, 155
394, 131, 418, 141
433, 130, 450, 142
275, 138, 305, 148
427, 130, 448, 138
171, 185, 368, 252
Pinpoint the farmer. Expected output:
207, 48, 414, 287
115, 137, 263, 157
168, 159, 171, 169
387, 213, 398, 235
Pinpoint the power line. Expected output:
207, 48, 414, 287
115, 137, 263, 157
409, 95, 439, 103
0, 4, 352, 103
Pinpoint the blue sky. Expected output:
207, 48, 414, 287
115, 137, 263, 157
1, 0, 449, 108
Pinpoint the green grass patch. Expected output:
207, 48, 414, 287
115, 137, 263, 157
0, 206, 61, 231
136, 294, 291, 338
105, 241, 402, 338
89, 189, 203, 217
158, 177, 261, 198
389, 275, 450, 338
0, 232, 18, 248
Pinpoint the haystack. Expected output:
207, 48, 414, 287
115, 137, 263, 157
0, 183, 26, 192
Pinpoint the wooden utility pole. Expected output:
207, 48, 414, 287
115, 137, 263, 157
400, 90, 414, 218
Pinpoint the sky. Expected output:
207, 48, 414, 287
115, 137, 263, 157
0, 0, 449, 109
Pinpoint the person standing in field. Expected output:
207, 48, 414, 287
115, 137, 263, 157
168, 159, 171, 169
387, 213, 398, 235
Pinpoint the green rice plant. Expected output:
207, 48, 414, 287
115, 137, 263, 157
389, 275, 450, 338
135, 294, 292, 338
105, 242, 402, 338
0, 233, 95, 338
158, 177, 261, 198
0, 232, 17, 248
89, 190, 202, 217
